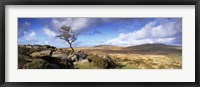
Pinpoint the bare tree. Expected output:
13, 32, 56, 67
56, 25, 78, 54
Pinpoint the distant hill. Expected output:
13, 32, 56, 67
125, 43, 182, 54
93, 45, 116, 47
126, 43, 180, 49
93, 43, 181, 50
93, 45, 124, 50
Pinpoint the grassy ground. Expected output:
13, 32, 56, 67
71, 45, 182, 69
18, 44, 182, 69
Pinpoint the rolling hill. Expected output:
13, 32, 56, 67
124, 43, 182, 54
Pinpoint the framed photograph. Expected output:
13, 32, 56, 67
0, 0, 199, 87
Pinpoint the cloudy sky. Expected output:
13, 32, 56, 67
18, 18, 182, 48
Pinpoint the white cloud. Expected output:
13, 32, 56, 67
18, 31, 38, 45
50, 18, 136, 34
51, 18, 91, 32
45, 41, 49, 44
24, 21, 31, 26
43, 27, 57, 37
42, 38, 69, 48
25, 31, 37, 41
18, 21, 32, 38
105, 19, 182, 46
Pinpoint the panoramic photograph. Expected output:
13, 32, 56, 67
18, 18, 182, 69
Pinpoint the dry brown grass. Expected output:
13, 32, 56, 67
59, 45, 182, 69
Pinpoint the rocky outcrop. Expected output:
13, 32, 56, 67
73, 59, 90, 65
28, 48, 89, 69
19, 45, 118, 69
31, 50, 52, 58
87, 55, 117, 69
60, 59, 74, 68
52, 53, 68, 59
19, 45, 56, 49
51, 49, 71, 59
68, 50, 88, 62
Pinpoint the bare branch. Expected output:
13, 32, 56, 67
56, 25, 78, 54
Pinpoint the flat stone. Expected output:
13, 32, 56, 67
52, 53, 68, 59
31, 50, 52, 58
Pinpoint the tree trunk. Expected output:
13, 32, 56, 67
69, 43, 74, 54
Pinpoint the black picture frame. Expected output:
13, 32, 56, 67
0, 0, 199, 87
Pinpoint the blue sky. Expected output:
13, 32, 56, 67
18, 18, 182, 48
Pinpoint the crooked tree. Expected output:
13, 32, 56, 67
56, 25, 78, 54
